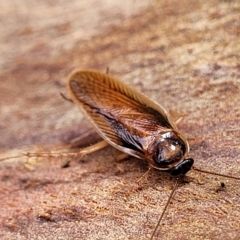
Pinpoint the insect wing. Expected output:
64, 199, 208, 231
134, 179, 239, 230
67, 70, 176, 160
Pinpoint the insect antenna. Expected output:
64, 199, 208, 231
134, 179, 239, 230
192, 166, 240, 180
150, 177, 180, 240
149, 166, 240, 239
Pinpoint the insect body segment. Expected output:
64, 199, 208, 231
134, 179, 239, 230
68, 70, 194, 175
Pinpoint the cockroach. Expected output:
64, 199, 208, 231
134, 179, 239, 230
1, 70, 240, 239
67, 70, 194, 176
66, 70, 240, 239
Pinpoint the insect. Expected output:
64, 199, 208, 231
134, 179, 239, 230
67, 70, 240, 239
67, 70, 194, 176
1, 70, 239, 239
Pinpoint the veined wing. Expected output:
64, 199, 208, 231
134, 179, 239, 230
68, 70, 175, 159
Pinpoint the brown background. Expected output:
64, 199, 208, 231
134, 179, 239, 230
0, 0, 240, 239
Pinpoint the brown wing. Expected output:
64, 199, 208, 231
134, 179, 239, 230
67, 70, 175, 159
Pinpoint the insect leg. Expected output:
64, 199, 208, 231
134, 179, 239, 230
136, 166, 152, 184
106, 66, 109, 74
77, 140, 109, 155
0, 141, 109, 163
60, 92, 73, 103
25, 140, 108, 164
68, 128, 97, 148
0, 155, 22, 162
175, 116, 183, 125
115, 152, 129, 162
122, 167, 153, 197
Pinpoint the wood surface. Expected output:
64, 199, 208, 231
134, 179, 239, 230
0, 0, 239, 239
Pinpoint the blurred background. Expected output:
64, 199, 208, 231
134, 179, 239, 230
0, 0, 149, 148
